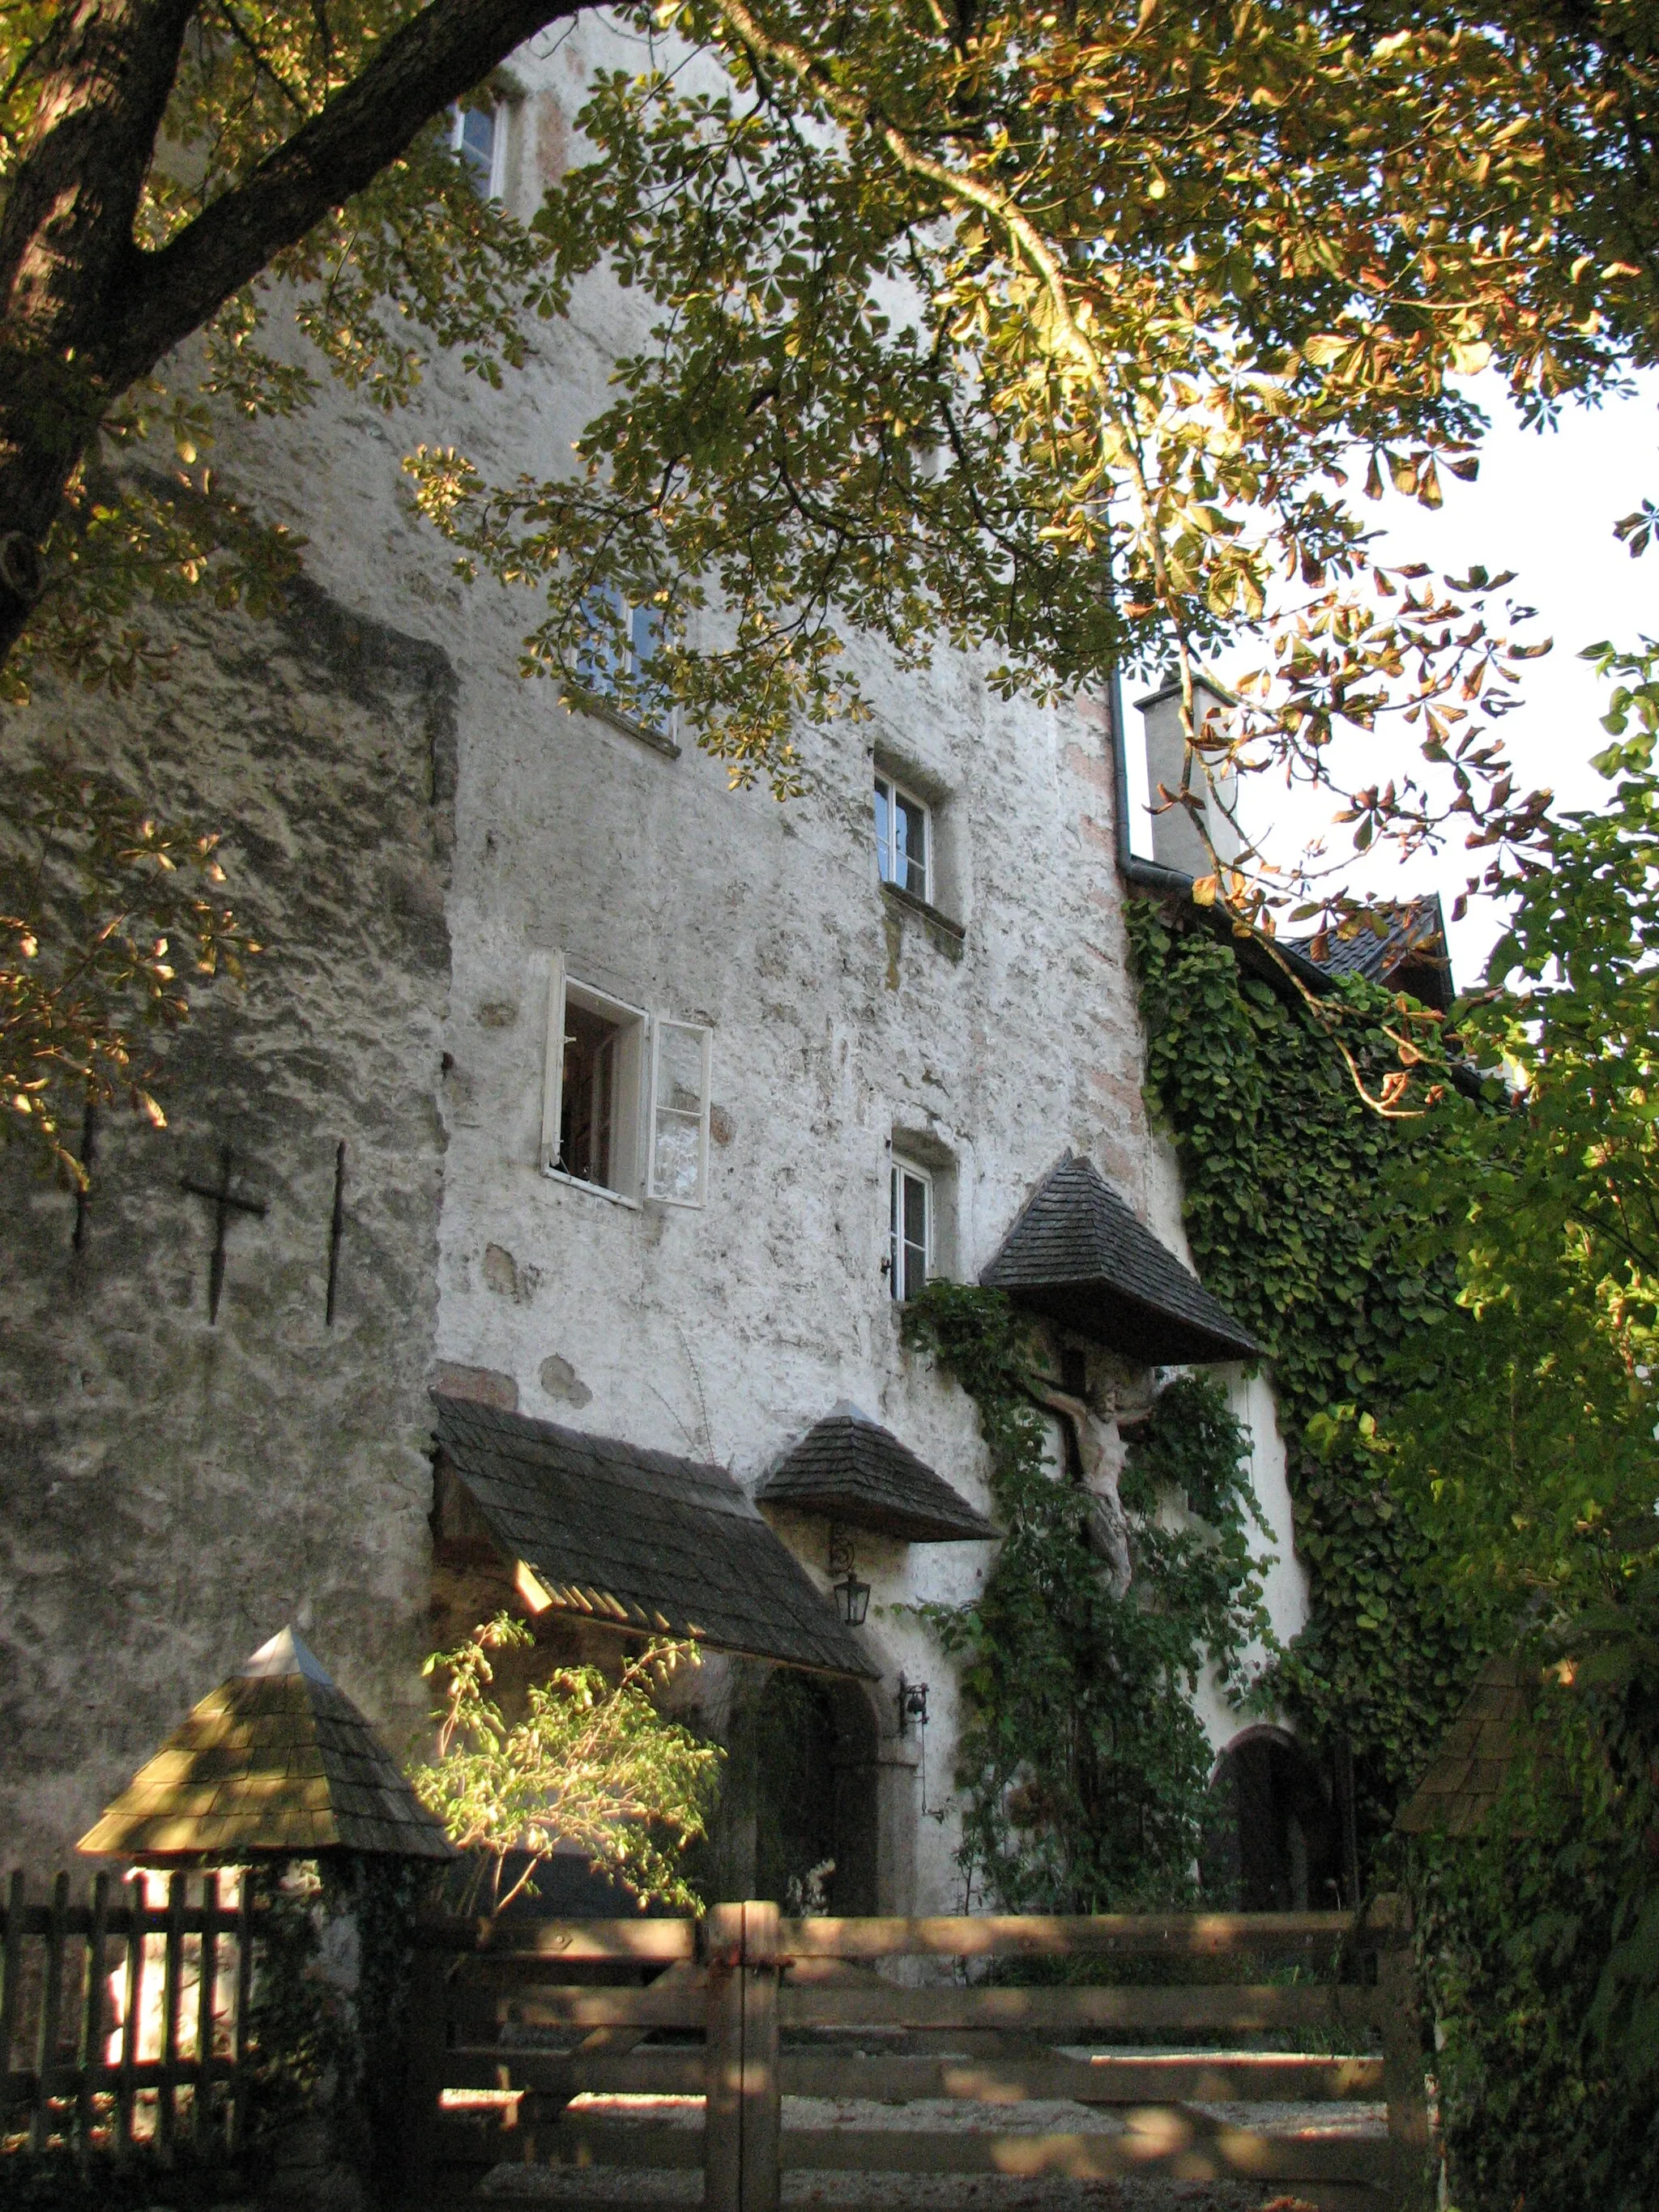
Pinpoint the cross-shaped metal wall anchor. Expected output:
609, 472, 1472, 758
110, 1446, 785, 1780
181, 1143, 267, 1324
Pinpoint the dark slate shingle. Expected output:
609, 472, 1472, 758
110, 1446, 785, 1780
757, 1413, 996, 1541
78, 1629, 454, 1862
434, 1396, 876, 1678
979, 1153, 1259, 1365
1396, 1652, 1559, 1838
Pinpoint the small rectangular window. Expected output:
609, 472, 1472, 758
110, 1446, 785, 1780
541, 961, 645, 1200
874, 773, 930, 904
540, 961, 710, 1209
451, 101, 504, 198
889, 1160, 932, 1302
649, 1019, 711, 1207
577, 582, 664, 706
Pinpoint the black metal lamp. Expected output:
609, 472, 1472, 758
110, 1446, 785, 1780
828, 1520, 872, 1628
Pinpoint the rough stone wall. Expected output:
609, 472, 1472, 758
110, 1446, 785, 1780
0, 11, 1312, 1889
0, 583, 455, 1865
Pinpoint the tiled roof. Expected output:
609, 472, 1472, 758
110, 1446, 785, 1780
78, 1629, 455, 1862
979, 1153, 1260, 1365
434, 1396, 876, 1678
1290, 895, 1453, 1012
1397, 1652, 1556, 1837
757, 1410, 996, 1541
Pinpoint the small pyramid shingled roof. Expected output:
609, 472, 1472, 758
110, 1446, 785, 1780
1396, 1651, 1559, 1838
757, 1409, 997, 1542
77, 1628, 454, 1862
980, 1153, 1260, 1365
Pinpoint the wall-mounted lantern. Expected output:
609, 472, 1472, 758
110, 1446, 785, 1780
828, 1519, 871, 1628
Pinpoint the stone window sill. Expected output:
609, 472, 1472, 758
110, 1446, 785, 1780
575, 693, 682, 761
881, 879, 966, 952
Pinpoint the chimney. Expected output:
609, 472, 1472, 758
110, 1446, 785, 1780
1135, 675, 1241, 881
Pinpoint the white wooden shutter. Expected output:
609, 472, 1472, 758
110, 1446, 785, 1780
539, 953, 567, 1172
647, 1019, 711, 1206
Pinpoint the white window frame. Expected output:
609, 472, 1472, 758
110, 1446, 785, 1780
647, 1017, 713, 1208
540, 957, 647, 1207
539, 957, 712, 1210
874, 772, 932, 906
889, 1157, 933, 1302
451, 99, 506, 198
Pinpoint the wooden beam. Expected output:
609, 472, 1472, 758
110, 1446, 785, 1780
441, 2045, 1385, 2106
512, 2115, 1389, 2189
422, 1915, 697, 1963
778, 1983, 1383, 2036
778, 1910, 1366, 1960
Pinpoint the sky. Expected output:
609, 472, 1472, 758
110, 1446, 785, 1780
1124, 372, 1659, 990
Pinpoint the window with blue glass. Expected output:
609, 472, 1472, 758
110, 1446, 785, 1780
576, 582, 664, 713
874, 773, 930, 904
451, 101, 502, 197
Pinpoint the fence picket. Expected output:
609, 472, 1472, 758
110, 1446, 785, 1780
155, 1874, 186, 2154
0, 1871, 23, 2137
227, 1875, 254, 2156
76, 1871, 109, 2157
28, 1870, 69, 2150
193, 1873, 218, 2142
115, 1873, 144, 2156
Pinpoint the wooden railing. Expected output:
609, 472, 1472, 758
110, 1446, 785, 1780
0, 1869, 258, 2158
409, 1897, 1429, 2212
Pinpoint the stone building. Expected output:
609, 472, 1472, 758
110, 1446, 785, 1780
3, 16, 1333, 1908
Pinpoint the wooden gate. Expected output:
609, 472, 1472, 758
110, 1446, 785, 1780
408, 1895, 1428, 2211
0, 1869, 258, 2158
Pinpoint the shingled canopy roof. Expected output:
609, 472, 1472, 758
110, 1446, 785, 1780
757, 1409, 996, 1542
435, 1396, 876, 1678
78, 1629, 454, 1863
1396, 1652, 1559, 1838
980, 1153, 1259, 1365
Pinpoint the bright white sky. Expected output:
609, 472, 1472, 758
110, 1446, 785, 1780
1125, 372, 1659, 990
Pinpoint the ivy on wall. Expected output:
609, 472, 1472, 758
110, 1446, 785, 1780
904, 1281, 1271, 1910
1124, 899, 1501, 1838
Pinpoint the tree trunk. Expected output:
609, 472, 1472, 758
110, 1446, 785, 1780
0, 0, 199, 651
0, 0, 586, 665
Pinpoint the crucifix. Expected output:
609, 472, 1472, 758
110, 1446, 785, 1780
181, 1144, 268, 1324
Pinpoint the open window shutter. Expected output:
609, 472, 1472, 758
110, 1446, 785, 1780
539, 953, 567, 1172
647, 1020, 711, 1206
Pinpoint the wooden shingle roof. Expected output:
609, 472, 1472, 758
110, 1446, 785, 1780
757, 1409, 996, 1541
77, 1629, 454, 1862
980, 1153, 1260, 1365
1396, 1652, 1554, 1837
434, 1396, 877, 1678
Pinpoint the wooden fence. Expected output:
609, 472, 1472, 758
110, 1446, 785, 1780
0, 1869, 257, 2158
410, 1896, 1429, 2212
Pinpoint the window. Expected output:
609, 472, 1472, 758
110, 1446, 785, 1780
888, 1159, 932, 1302
650, 1021, 711, 1204
541, 960, 711, 1208
577, 582, 664, 707
451, 100, 505, 198
874, 773, 930, 904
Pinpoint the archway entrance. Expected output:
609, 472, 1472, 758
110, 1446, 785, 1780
752, 1669, 879, 1915
1201, 1729, 1343, 1911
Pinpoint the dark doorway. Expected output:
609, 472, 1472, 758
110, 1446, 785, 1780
753, 1669, 878, 1915
1201, 1730, 1343, 1911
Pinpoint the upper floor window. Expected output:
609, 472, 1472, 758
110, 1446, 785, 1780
452, 100, 505, 198
889, 1158, 932, 1302
577, 583, 664, 705
541, 959, 711, 1208
874, 773, 930, 905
